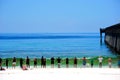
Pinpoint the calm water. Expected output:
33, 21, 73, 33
0, 33, 118, 58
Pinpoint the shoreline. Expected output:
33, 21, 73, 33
0, 56, 119, 68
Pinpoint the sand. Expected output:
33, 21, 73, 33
0, 68, 120, 80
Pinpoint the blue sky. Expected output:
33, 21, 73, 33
0, 0, 120, 33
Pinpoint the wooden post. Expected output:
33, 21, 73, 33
100, 28, 102, 45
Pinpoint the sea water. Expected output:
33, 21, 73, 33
0, 33, 118, 58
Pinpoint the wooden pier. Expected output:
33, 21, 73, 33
100, 23, 120, 53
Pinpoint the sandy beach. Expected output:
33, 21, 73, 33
0, 68, 120, 80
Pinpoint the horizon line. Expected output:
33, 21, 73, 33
0, 32, 100, 34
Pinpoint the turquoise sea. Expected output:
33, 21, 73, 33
0, 33, 118, 58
